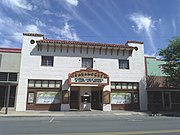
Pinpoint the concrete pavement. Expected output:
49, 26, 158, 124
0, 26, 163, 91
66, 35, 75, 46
1, 109, 180, 117
0, 110, 150, 117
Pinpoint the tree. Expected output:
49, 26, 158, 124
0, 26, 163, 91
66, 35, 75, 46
159, 36, 180, 87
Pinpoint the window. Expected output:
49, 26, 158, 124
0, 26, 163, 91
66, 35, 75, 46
41, 56, 54, 66
0, 72, 17, 81
36, 91, 60, 104
119, 59, 129, 69
0, 54, 2, 67
0, 72, 8, 81
9, 73, 17, 81
111, 93, 132, 104
82, 58, 93, 68
111, 82, 139, 90
28, 80, 62, 88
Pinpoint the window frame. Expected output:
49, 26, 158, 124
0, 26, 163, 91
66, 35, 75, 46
119, 59, 129, 69
41, 56, 54, 67
81, 58, 93, 68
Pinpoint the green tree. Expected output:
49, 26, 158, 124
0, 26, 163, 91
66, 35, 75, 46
159, 36, 180, 87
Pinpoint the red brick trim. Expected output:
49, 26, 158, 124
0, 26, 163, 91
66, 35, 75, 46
0, 48, 21, 53
37, 39, 135, 49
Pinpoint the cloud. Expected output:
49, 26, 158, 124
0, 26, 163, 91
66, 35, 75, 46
0, 39, 12, 48
50, 22, 80, 41
129, 13, 154, 32
25, 25, 41, 33
35, 20, 46, 27
64, 0, 79, 6
43, 10, 72, 22
129, 13, 158, 52
172, 19, 176, 35
60, 22, 79, 41
1, 0, 35, 12
0, 12, 42, 47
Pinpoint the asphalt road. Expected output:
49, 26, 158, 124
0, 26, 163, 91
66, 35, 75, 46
0, 115, 180, 135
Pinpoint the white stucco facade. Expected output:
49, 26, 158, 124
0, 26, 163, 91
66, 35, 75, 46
16, 33, 147, 111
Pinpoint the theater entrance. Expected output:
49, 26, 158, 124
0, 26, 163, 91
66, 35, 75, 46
69, 86, 103, 110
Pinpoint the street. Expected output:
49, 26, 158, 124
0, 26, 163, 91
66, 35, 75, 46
0, 115, 180, 135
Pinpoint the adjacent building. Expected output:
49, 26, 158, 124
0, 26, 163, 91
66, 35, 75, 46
14, 33, 147, 111
145, 57, 180, 111
0, 48, 21, 110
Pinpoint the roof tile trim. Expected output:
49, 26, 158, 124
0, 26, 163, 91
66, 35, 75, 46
23, 33, 44, 37
0, 48, 21, 53
37, 39, 135, 49
126, 40, 144, 44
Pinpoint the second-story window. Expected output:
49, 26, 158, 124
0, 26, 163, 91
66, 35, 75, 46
82, 58, 93, 68
41, 56, 54, 67
119, 59, 129, 69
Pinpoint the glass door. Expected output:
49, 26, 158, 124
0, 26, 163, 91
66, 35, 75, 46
91, 90, 102, 110
70, 90, 79, 109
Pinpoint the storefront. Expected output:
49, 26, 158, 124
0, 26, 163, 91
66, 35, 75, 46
110, 82, 139, 110
26, 79, 62, 111
148, 89, 180, 112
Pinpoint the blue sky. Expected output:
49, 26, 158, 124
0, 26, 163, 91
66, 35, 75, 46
0, 0, 179, 56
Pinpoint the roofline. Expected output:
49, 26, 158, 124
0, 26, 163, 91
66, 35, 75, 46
126, 40, 144, 44
37, 39, 135, 49
0, 48, 21, 53
23, 33, 44, 37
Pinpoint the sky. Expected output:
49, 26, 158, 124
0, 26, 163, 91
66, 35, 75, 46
0, 0, 179, 56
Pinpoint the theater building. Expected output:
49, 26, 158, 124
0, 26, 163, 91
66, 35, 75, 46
15, 33, 147, 111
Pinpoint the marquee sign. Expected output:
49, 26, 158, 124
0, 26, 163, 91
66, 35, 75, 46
68, 69, 109, 86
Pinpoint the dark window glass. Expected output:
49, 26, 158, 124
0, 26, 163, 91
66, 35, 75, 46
9, 73, 17, 81
119, 59, 129, 69
41, 56, 54, 66
0, 72, 8, 81
0, 54, 2, 68
82, 58, 93, 68
172, 92, 180, 103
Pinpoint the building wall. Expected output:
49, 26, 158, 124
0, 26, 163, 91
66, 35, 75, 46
0, 50, 21, 109
0, 52, 21, 72
16, 34, 147, 111
146, 57, 166, 76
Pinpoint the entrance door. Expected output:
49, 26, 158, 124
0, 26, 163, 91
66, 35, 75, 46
163, 92, 171, 110
0, 86, 16, 108
70, 91, 79, 109
91, 91, 102, 110
0, 86, 6, 108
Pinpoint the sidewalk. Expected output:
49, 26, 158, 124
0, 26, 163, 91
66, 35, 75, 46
1, 109, 180, 117
0, 110, 150, 117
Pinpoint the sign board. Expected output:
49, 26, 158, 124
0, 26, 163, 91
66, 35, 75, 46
71, 78, 108, 83
69, 69, 109, 86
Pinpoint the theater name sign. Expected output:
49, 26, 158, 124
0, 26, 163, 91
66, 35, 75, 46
68, 69, 109, 86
